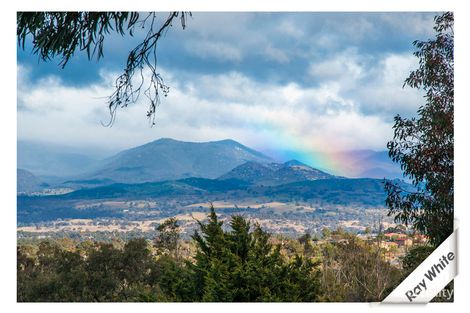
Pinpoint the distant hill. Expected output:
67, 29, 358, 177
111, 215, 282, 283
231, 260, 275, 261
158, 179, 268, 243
259, 148, 403, 179
17, 169, 48, 193
17, 140, 108, 179
353, 150, 403, 179
334, 150, 403, 179
219, 160, 334, 185
79, 138, 274, 184
18, 175, 412, 223
26, 177, 390, 205
54, 176, 389, 205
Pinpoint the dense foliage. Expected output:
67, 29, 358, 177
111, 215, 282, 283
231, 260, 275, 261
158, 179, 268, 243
190, 209, 321, 301
17, 208, 407, 302
18, 208, 316, 302
385, 12, 454, 246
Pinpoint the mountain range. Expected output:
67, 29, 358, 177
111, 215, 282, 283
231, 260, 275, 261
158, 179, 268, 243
18, 138, 404, 190
17, 138, 410, 224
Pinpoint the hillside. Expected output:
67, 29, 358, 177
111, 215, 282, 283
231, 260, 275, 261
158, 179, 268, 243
78, 138, 273, 184
61, 177, 387, 205
17, 176, 395, 223
17, 140, 106, 178
219, 160, 334, 185
17, 169, 48, 193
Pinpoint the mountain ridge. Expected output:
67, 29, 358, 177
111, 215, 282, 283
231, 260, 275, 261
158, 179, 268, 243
17, 169, 48, 193
219, 159, 335, 186
79, 138, 274, 184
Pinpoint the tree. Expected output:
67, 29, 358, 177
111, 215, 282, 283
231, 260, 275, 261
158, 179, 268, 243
190, 206, 321, 301
319, 235, 401, 302
401, 245, 434, 275
385, 12, 453, 247
321, 227, 331, 239
154, 217, 181, 258
17, 12, 191, 125
298, 232, 315, 257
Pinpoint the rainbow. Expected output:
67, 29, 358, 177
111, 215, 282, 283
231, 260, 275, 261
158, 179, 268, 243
253, 123, 364, 177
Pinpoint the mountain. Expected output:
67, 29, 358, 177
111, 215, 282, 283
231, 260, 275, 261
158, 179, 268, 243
353, 150, 403, 179
79, 138, 274, 184
335, 150, 403, 179
218, 161, 277, 183
260, 148, 403, 179
219, 160, 334, 185
17, 169, 48, 193
17, 140, 110, 179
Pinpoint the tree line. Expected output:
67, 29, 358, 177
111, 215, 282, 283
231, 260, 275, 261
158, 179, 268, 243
18, 207, 423, 302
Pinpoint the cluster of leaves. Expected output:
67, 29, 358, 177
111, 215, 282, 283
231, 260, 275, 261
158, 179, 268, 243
17, 12, 191, 125
385, 12, 454, 246
18, 12, 137, 66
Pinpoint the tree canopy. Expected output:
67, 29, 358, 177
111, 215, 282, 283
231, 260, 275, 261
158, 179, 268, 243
17, 208, 327, 302
385, 12, 454, 246
190, 207, 321, 301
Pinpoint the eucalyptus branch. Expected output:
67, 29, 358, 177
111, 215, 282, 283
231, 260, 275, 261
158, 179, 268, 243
17, 11, 191, 126
105, 12, 191, 126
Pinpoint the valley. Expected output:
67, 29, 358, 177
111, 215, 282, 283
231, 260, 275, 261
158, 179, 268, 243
17, 138, 403, 240
17, 179, 395, 239
17, 199, 392, 239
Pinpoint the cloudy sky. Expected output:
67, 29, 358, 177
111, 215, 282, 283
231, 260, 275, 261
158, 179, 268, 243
17, 12, 438, 172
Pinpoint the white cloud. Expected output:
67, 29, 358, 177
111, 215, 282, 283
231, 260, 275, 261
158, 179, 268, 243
381, 53, 417, 84
307, 50, 422, 118
18, 49, 423, 157
309, 49, 365, 88
378, 13, 437, 37
276, 19, 304, 39
187, 40, 243, 62
353, 53, 423, 117
263, 44, 290, 63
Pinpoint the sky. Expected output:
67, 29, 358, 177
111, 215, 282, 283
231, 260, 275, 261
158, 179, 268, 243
17, 12, 438, 174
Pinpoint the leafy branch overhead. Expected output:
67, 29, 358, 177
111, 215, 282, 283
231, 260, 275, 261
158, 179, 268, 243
17, 12, 192, 126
